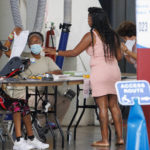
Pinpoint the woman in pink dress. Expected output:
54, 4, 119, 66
44, 7, 124, 147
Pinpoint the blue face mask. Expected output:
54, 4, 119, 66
30, 44, 42, 55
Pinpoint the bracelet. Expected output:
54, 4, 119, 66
8, 33, 14, 41
8, 33, 14, 39
8, 38, 13, 42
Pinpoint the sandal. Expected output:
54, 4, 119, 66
91, 141, 110, 147
116, 139, 124, 145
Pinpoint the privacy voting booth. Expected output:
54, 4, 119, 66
136, 0, 150, 144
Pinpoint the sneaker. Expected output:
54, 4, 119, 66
13, 138, 34, 150
27, 137, 49, 149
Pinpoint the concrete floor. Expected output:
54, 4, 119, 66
0, 125, 126, 150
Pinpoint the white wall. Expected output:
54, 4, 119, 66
46, 0, 100, 72
0, 0, 14, 40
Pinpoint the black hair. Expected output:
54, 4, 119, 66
88, 7, 120, 59
116, 21, 136, 37
27, 32, 44, 45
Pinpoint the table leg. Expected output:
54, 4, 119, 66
54, 86, 64, 148
44, 112, 56, 149
31, 87, 38, 123
0, 129, 5, 150
67, 85, 80, 141
73, 98, 86, 140
45, 86, 57, 149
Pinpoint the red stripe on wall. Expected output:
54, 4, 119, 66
137, 48, 150, 144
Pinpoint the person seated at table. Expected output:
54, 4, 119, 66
116, 21, 137, 69
4, 27, 71, 125
4, 28, 62, 75
0, 28, 49, 150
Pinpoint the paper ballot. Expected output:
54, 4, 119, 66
10, 31, 29, 59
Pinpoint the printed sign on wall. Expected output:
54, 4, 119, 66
136, 0, 150, 48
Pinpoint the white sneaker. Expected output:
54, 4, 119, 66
27, 137, 49, 149
13, 138, 34, 150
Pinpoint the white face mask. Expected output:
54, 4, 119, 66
125, 40, 136, 51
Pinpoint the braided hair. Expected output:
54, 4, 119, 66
88, 7, 120, 59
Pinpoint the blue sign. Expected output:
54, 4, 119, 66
115, 80, 150, 105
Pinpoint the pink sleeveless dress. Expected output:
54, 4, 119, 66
86, 31, 121, 97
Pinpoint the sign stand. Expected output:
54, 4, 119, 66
126, 99, 149, 150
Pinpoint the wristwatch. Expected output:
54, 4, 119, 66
56, 51, 59, 56
0, 41, 9, 51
